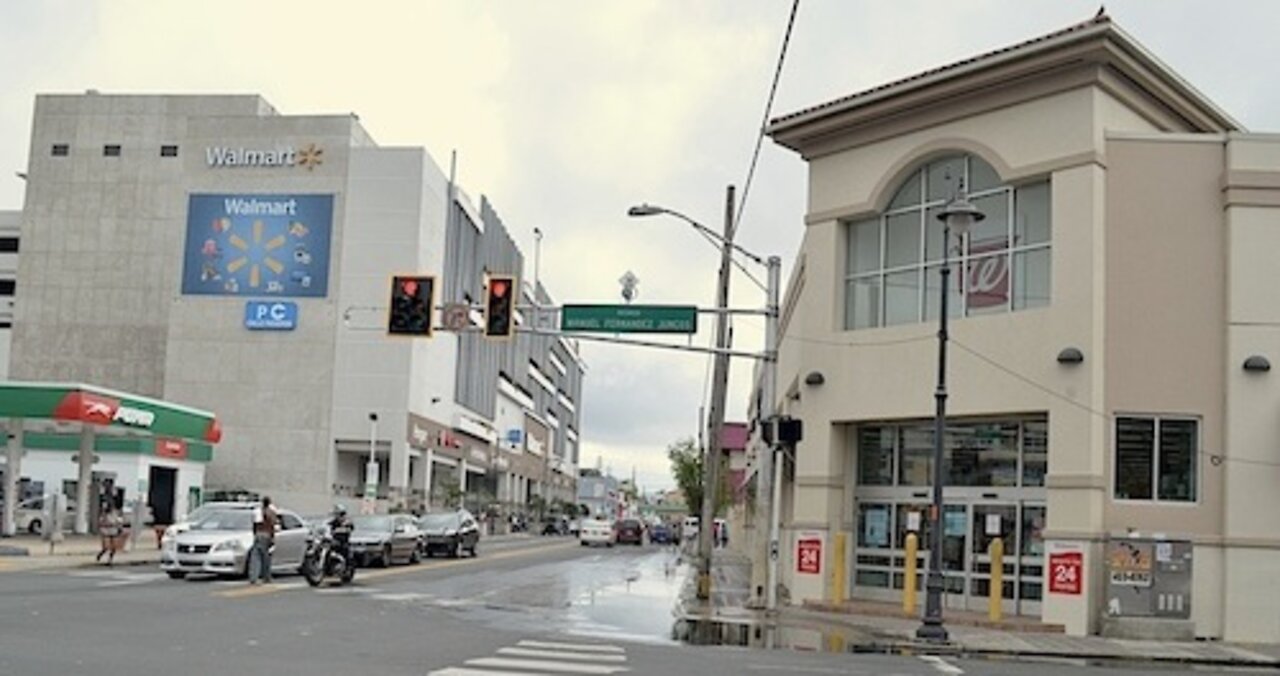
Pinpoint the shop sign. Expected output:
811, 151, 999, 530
205, 143, 323, 171
1108, 541, 1153, 587
796, 531, 823, 575
244, 301, 298, 330
1048, 543, 1084, 595
468, 447, 488, 464
113, 405, 155, 429
155, 438, 188, 460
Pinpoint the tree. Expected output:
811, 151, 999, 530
668, 437, 732, 518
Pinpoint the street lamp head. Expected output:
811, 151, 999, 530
627, 204, 664, 218
936, 191, 985, 237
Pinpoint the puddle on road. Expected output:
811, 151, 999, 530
563, 548, 685, 643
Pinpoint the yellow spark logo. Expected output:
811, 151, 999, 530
297, 143, 324, 171
224, 220, 285, 288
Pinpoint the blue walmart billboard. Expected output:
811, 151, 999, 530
181, 194, 333, 297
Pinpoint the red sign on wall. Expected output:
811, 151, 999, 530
1049, 550, 1083, 595
155, 438, 189, 460
796, 533, 822, 575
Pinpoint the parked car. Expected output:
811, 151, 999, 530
14, 497, 75, 535
418, 510, 480, 558
541, 517, 569, 536
615, 519, 644, 546
649, 522, 674, 545
681, 516, 700, 543
160, 507, 309, 579
348, 514, 421, 567
579, 517, 614, 547
160, 501, 257, 545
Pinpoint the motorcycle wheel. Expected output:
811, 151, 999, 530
302, 556, 324, 587
340, 565, 355, 585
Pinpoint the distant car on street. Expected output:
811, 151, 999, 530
649, 522, 673, 545
14, 497, 75, 535
348, 514, 421, 567
418, 510, 479, 558
541, 517, 569, 536
615, 519, 644, 546
682, 516, 700, 544
160, 507, 309, 579
579, 517, 614, 547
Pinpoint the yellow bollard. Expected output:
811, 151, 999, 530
831, 532, 848, 602
988, 536, 1004, 622
903, 532, 918, 615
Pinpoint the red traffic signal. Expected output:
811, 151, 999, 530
387, 275, 435, 336
485, 274, 517, 338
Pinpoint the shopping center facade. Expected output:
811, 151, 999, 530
766, 15, 1280, 642
7, 93, 582, 518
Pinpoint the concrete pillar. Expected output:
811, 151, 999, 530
390, 439, 411, 506
2, 418, 21, 537
459, 461, 468, 492
74, 425, 94, 535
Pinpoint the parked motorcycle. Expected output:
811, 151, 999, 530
301, 529, 356, 587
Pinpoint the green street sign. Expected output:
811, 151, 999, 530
561, 304, 698, 334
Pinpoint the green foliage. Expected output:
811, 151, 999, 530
668, 437, 732, 517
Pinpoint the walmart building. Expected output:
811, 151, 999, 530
6, 92, 583, 519
766, 15, 1280, 642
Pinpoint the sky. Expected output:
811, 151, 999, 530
2, 1, 1279, 494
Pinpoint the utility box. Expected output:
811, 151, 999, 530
1101, 537, 1194, 640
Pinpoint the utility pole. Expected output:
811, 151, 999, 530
699, 185, 735, 606
760, 255, 782, 612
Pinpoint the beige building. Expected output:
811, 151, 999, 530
765, 15, 1280, 642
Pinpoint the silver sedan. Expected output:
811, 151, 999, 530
160, 508, 309, 579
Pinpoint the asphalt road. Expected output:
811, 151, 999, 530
0, 536, 1258, 675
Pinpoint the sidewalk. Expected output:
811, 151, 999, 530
0, 530, 164, 571
676, 550, 1280, 668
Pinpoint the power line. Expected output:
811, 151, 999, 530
733, 0, 801, 235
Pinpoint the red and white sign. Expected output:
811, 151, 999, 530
1048, 543, 1084, 595
155, 438, 188, 460
796, 531, 823, 575
967, 237, 1009, 309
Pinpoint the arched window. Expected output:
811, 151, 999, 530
844, 153, 1051, 330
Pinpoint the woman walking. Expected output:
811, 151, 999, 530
96, 503, 123, 566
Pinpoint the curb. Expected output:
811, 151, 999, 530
860, 641, 1280, 669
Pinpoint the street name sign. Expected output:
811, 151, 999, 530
560, 304, 697, 334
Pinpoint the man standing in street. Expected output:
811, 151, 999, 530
248, 496, 277, 585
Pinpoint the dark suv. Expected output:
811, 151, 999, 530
615, 519, 644, 545
418, 510, 480, 558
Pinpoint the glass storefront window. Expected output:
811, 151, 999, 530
857, 503, 893, 549
898, 425, 933, 486
857, 427, 894, 486
949, 423, 1019, 487
1022, 421, 1047, 486
1021, 505, 1045, 557
894, 504, 930, 555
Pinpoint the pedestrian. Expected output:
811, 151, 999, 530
96, 502, 122, 566
248, 496, 278, 585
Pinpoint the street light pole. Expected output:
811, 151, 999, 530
365, 412, 379, 514
916, 187, 983, 644
761, 255, 782, 612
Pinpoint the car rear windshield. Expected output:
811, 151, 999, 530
621, 520, 640, 528
420, 513, 461, 529
191, 511, 252, 531
353, 515, 395, 532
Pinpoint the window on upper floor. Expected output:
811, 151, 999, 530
844, 153, 1051, 330
51, 144, 69, 157
103, 144, 121, 157
160, 145, 179, 157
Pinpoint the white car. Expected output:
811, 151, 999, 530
160, 507, 309, 579
160, 501, 257, 545
682, 516, 700, 543
579, 518, 614, 547
15, 497, 75, 535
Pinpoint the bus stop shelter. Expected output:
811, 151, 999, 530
0, 382, 221, 536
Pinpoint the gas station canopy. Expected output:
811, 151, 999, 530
0, 382, 221, 443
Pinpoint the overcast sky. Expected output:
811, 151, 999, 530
2, 1, 1279, 493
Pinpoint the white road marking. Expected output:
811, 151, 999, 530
370, 592, 429, 602
496, 647, 627, 662
516, 640, 626, 654
919, 655, 964, 675
431, 669, 555, 676
463, 657, 629, 674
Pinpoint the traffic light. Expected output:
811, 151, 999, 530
387, 275, 435, 336
484, 274, 517, 338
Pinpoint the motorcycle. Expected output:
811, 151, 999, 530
302, 528, 356, 587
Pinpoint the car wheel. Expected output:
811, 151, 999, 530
470, 541, 478, 557
27, 519, 42, 535
409, 547, 421, 565
166, 571, 187, 580
450, 541, 460, 559
379, 544, 392, 568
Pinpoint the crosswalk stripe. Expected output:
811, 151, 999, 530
496, 647, 627, 663
430, 669, 555, 676
919, 656, 964, 675
464, 657, 628, 675
516, 640, 626, 654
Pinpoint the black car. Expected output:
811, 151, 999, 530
418, 510, 480, 558
649, 522, 674, 544
615, 519, 644, 545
